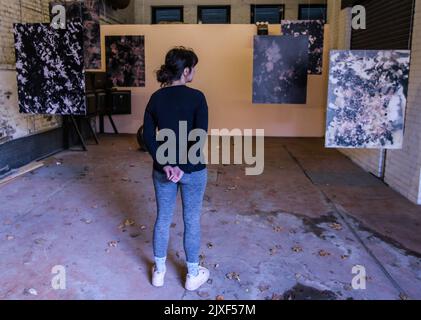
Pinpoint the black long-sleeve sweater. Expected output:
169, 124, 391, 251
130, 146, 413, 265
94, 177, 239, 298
142, 85, 209, 173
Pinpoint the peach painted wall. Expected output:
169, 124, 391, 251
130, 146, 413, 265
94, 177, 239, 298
98, 24, 329, 137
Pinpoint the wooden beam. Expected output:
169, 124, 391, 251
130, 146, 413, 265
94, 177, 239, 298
0, 162, 44, 187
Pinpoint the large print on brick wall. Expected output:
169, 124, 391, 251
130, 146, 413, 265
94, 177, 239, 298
49, 0, 101, 69
14, 23, 86, 115
325, 50, 410, 149
105, 35, 146, 87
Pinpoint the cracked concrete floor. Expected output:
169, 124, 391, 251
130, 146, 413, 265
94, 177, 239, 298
0, 135, 421, 300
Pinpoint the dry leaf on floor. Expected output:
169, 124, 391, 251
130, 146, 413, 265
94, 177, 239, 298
214, 264, 220, 269
121, 177, 129, 182
6, 235, 14, 241
225, 186, 237, 191
258, 284, 270, 292
139, 225, 147, 230
226, 272, 241, 282
207, 243, 213, 249
34, 238, 46, 245
24, 288, 38, 296
197, 291, 209, 298
271, 293, 283, 300
216, 295, 224, 300
108, 241, 118, 248
341, 255, 349, 260
292, 246, 303, 253
124, 219, 135, 227
269, 248, 278, 256
273, 226, 283, 232
81, 218, 92, 224
329, 223, 343, 231
318, 250, 331, 257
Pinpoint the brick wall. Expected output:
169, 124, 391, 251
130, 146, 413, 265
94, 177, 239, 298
328, 0, 421, 204
0, 0, 134, 145
384, 0, 421, 204
134, 0, 326, 24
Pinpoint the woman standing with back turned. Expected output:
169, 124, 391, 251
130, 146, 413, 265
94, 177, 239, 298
143, 47, 209, 291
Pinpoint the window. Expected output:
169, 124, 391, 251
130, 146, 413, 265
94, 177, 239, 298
198, 6, 231, 24
298, 4, 327, 20
152, 6, 183, 24
251, 5, 285, 24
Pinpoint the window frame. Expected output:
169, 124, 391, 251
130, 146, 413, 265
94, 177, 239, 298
298, 4, 327, 21
151, 6, 184, 24
250, 4, 285, 24
197, 5, 231, 24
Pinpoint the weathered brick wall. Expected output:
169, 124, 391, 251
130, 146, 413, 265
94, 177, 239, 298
134, 0, 327, 24
328, 0, 421, 204
384, 0, 421, 204
0, 0, 134, 145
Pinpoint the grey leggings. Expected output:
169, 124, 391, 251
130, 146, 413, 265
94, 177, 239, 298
152, 168, 208, 263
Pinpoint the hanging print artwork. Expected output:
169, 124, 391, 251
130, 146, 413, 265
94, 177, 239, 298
49, 0, 101, 69
13, 23, 86, 115
252, 35, 309, 104
325, 50, 410, 149
281, 20, 325, 75
105, 35, 146, 87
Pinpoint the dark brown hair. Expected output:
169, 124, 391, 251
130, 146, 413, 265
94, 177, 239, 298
156, 46, 199, 87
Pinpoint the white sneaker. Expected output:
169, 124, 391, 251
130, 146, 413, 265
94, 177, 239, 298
152, 266, 165, 287
185, 266, 210, 291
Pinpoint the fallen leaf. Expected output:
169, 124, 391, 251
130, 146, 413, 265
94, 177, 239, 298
34, 238, 46, 245
81, 218, 92, 224
139, 225, 147, 230
207, 243, 213, 249
216, 295, 224, 300
225, 186, 237, 191
214, 264, 220, 269
273, 226, 283, 232
258, 284, 270, 292
329, 222, 343, 231
6, 235, 14, 241
124, 219, 135, 227
108, 241, 118, 248
226, 272, 240, 282
318, 250, 331, 257
269, 248, 277, 256
400, 293, 409, 300
341, 255, 349, 260
24, 288, 38, 296
197, 291, 209, 298
292, 246, 303, 253
271, 293, 283, 300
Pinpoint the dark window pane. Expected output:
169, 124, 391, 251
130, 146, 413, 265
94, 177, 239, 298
252, 5, 284, 24
152, 7, 183, 24
299, 5, 327, 20
199, 6, 230, 24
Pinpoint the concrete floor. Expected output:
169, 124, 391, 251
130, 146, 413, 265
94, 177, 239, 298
1, 135, 421, 300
